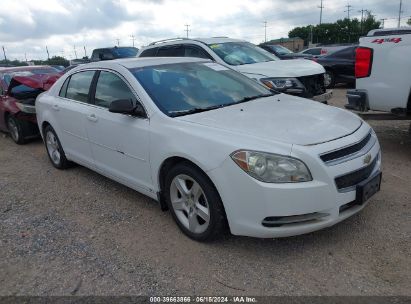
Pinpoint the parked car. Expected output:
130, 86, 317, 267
0, 66, 60, 144
90, 46, 139, 61
299, 45, 353, 57
138, 38, 332, 103
36, 57, 382, 241
259, 44, 313, 60
311, 46, 357, 89
346, 28, 411, 116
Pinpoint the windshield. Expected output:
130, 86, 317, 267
268, 45, 293, 55
112, 47, 138, 58
130, 62, 273, 116
208, 42, 278, 66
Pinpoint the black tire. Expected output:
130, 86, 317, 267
164, 161, 227, 241
324, 70, 335, 89
6, 115, 27, 145
43, 125, 71, 169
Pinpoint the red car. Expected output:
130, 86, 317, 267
0, 66, 60, 144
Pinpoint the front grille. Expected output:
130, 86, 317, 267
335, 156, 377, 190
321, 132, 372, 163
298, 74, 326, 97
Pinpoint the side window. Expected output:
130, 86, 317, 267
94, 71, 136, 108
139, 48, 158, 57
59, 77, 70, 97
65, 71, 95, 103
184, 46, 211, 59
157, 45, 184, 57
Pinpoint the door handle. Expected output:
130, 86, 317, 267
87, 114, 98, 122
52, 104, 60, 111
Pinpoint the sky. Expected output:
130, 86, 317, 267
0, 0, 409, 61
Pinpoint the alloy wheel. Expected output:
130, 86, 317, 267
46, 131, 61, 165
170, 174, 210, 234
7, 117, 19, 142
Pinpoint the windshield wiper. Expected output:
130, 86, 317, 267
169, 104, 228, 117
234, 93, 277, 104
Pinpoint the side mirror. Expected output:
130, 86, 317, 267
109, 99, 146, 118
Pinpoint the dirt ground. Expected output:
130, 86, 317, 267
0, 88, 410, 296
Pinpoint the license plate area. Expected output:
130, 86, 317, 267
356, 172, 382, 204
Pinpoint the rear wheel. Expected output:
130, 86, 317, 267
6, 115, 26, 145
44, 125, 71, 169
165, 162, 226, 241
324, 70, 335, 89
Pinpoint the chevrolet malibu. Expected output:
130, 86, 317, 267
36, 57, 382, 241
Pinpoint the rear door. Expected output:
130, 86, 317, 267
85, 70, 152, 192
55, 70, 95, 166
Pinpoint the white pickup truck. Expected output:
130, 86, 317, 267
346, 27, 411, 117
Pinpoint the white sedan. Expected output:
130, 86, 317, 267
36, 57, 382, 241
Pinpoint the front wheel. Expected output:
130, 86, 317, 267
44, 125, 71, 169
165, 162, 227, 241
6, 115, 26, 144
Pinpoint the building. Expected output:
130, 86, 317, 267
265, 37, 305, 52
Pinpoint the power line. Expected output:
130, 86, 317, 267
46, 46, 50, 60
83, 46, 87, 57
318, 0, 324, 24
345, 3, 353, 19
73, 45, 77, 59
184, 24, 190, 38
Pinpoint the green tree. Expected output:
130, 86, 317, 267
289, 14, 380, 45
407, 18, 411, 26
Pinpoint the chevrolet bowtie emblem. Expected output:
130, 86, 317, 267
363, 154, 372, 165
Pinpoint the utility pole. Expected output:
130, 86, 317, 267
398, 0, 403, 27
83, 46, 87, 58
358, 9, 368, 34
345, 3, 353, 19
318, 0, 324, 25
184, 24, 190, 38
263, 21, 267, 42
73, 45, 77, 59
130, 34, 136, 47
46, 46, 50, 60
116, 38, 120, 46
380, 18, 387, 28
2, 46, 6, 61
24, 53, 27, 62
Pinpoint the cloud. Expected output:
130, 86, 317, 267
0, 0, 408, 61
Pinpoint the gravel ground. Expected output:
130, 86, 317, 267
0, 88, 410, 296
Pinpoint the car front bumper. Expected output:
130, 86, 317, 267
207, 125, 381, 238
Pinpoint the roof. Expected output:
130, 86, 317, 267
266, 37, 304, 43
71, 57, 210, 71
144, 37, 245, 49
367, 27, 411, 36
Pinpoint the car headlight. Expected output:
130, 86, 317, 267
231, 150, 312, 183
15, 102, 36, 114
260, 77, 304, 91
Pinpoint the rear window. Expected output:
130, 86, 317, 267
139, 48, 158, 57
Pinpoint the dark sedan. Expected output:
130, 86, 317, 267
259, 44, 313, 60
311, 46, 357, 89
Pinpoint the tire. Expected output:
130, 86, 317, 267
43, 125, 71, 169
164, 162, 227, 241
324, 70, 335, 89
6, 115, 27, 145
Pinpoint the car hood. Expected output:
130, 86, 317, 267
234, 59, 325, 78
7, 74, 60, 95
177, 95, 362, 146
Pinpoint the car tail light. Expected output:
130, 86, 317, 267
355, 47, 373, 78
